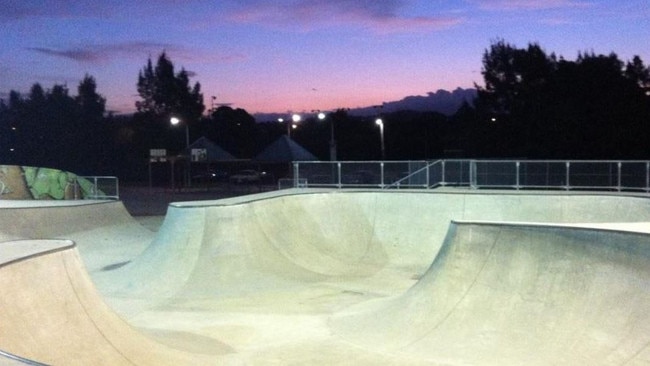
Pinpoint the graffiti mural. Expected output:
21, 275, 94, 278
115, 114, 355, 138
0, 166, 101, 200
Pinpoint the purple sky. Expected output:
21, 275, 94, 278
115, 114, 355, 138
1, 0, 649, 115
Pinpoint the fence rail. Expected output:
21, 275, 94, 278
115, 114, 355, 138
76, 176, 119, 199
292, 160, 650, 192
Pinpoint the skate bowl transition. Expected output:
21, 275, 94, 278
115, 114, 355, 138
1, 189, 650, 365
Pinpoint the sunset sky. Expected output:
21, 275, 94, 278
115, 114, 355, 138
1, 0, 648, 115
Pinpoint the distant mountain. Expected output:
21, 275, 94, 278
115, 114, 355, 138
253, 88, 476, 122
350, 88, 477, 116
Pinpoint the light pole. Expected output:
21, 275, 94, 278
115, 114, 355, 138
317, 111, 337, 161
170, 117, 189, 148
170, 116, 191, 188
289, 113, 301, 138
375, 118, 385, 160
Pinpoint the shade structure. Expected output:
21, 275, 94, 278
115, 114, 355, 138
253, 135, 318, 163
182, 136, 236, 161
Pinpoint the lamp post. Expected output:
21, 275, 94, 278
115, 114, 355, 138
375, 118, 385, 160
317, 111, 337, 161
170, 116, 191, 188
170, 117, 189, 148
289, 114, 301, 138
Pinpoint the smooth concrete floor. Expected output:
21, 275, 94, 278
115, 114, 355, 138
1, 189, 650, 365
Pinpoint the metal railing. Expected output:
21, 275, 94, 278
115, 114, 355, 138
76, 176, 119, 199
292, 160, 650, 192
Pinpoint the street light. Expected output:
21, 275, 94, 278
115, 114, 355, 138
317, 111, 337, 161
170, 116, 189, 148
170, 116, 191, 188
288, 113, 301, 138
375, 118, 385, 160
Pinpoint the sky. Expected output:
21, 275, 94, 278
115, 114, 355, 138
1, 0, 649, 115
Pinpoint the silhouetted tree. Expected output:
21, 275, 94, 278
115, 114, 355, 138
476, 40, 557, 157
206, 106, 257, 158
0, 77, 109, 174
625, 56, 650, 92
476, 40, 650, 158
75, 75, 108, 172
135, 52, 204, 153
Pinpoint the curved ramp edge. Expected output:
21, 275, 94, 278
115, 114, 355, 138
332, 221, 650, 365
101, 190, 650, 316
0, 241, 227, 365
0, 200, 156, 272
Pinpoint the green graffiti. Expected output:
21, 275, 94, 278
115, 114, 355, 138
21, 166, 104, 200
23, 167, 74, 199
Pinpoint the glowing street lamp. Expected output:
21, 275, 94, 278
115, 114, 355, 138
316, 111, 337, 161
288, 113, 301, 138
375, 118, 385, 160
170, 116, 189, 148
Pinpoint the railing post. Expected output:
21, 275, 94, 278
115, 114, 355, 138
293, 162, 299, 188
380, 162, 385, 188
647, 162, 650, 193
515, 161, 520, 190
424, 162, 433, 189
565, 161, 570, 191
441, 160, 446, 187
337, 162, 342, 189
470, 160, 477, 189
617, 161, 622, 192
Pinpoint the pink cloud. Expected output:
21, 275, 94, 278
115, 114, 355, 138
226, 0, 464, 33
470, 0, 592, 11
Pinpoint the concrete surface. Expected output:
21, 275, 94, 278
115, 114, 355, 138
0, 240, 224, 365
1, 189, 650, 365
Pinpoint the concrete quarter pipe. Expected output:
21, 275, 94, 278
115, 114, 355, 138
1, 189, 650, 365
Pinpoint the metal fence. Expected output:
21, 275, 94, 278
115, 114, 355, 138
292, 160, 650, 192
292, 161, 430, 188
76, 176, 119, 199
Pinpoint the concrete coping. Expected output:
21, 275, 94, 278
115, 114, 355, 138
450, 219, 650, 235
0, 239, 75, 267
168, 187, 650, 209
0, 200, 112, 209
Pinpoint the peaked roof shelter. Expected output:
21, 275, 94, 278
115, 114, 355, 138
183, 136, 236, 162
253, 135, 318, 163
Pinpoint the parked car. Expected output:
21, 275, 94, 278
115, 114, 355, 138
229, 170, 266, 184
192, 169, 229, 182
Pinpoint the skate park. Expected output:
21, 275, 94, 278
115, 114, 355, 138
1, 161, 650, 365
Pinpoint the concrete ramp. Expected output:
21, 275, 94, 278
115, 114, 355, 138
0, 240, 227, 365
99, 191, 650, 311
0, 200, 155, 272
3, 190, 650, 364
332, 222, 650, 365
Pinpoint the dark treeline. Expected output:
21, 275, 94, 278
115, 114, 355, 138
472, 40, 650, 159
1, 41, 649, 182
0, 75, 109, 175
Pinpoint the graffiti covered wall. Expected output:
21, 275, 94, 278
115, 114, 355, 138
0, 165, 100, 200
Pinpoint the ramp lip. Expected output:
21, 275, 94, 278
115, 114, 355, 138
0, 349, 49, 366
0, 200, 117, 209
168, 187, 650, 209
169, 188, 337, 208
0, 239, 75, 268
450, 219, 650, 235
